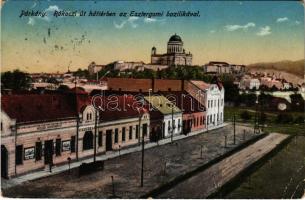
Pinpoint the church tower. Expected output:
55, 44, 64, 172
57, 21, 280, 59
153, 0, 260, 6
167, 33, 183, 54
151, 46, 156, 55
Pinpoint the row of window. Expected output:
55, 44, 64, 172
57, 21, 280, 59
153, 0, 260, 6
15, 136, 76, 165
114, 124, 148, 144
207, 112, 223, 125
192, 116, 205, 127
207, 99, 224, 108
167, 119, 181, 131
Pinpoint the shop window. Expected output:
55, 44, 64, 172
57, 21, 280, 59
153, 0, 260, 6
35, 142, 42, 161
98, 131, 103, 147
83, 131, 93, 150
55, 138, 61, 156
136, 125, 139, 139
114, 128, 119, 143
122, 127, 126, 142
15, 145, 23, 165
71, 136, 76, 152
129, 126, 133, 140
142, 123, 148, 137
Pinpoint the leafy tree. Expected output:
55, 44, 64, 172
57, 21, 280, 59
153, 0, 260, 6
47, 77, 60, 84
276, 113, 293, 124
1, 70, 32, 90
290, 93, 304, 111
57, 85, 70, 92
294, 116, 304, 124
73, 68, 90, 79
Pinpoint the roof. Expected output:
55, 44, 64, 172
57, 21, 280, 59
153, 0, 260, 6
144, 95, 181, 115
190, 80, 210, 90
94, 95, 148, 122
159, 91, 205, 113
169, 34, 182, 42
1, 94, 77, 124
208, 61, 229, 65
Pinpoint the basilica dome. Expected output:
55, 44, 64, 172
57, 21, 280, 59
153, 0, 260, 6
169, 34, 182, 42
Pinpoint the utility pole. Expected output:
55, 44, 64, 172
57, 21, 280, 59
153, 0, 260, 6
171, 105, 174, 143
233, 114, 236, 145
74, 76, 79, 161
93, 109, 97, 162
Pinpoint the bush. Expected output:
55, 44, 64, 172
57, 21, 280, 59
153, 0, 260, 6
240, 111, 252, 122
294, 116, 304, 124
276, 113, 293, 124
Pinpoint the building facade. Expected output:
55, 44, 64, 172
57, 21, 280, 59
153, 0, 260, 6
151, 34, 192, 66
203, 61, 245, 75
144, 95, 183, 138
190, 80, 225, 129
1, 93, 149, 178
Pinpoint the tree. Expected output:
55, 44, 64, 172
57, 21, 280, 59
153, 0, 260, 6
294, 116, 304, 124
57, 85, 70, 92
1, 70, 32, 90
240, 111, 252, 122
290, 93, 304, 111
276, 113, 293, 124
73, 68, 90, 79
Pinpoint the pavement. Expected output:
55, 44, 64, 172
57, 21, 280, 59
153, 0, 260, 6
2, 123, 262, 198
1, 123, 227, 190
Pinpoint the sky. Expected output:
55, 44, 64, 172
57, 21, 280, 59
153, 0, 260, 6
1, 0, 304, 73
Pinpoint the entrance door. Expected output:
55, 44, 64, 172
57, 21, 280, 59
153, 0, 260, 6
44, 140, 53, 165
106, 130, 112, 151
1, 145, 8, 178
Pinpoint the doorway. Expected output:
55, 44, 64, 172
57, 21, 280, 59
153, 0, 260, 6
106, 130, 112, 151
1, 145, 8, 178
44, 140, 53, 165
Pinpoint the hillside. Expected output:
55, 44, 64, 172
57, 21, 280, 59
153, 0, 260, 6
247, 59, 304, 76
246, 59, 304, 84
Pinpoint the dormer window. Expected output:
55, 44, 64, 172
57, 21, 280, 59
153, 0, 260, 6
86, 112, 93, 121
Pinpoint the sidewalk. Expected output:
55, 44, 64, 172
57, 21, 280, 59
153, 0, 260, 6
1, 123, 227, 189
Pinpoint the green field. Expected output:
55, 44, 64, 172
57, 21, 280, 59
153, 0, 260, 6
224, 107, 305, 135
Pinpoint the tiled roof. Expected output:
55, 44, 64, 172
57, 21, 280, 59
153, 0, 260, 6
159, 91, 205, 113
1, 94, 77, 124
93, 95, 148, 122
144, 95, 181, 115
190, 80, 210, 90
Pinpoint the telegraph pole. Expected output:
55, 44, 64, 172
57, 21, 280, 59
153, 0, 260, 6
93, 109, 97, 162
233, 114, 236, 145
171, 105, 174, 143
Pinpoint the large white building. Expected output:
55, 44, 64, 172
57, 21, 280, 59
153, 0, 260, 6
151, 34, 192, 66
190, 80, 225, 128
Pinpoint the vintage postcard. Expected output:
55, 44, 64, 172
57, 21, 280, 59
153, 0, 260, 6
1, 0, 304, 199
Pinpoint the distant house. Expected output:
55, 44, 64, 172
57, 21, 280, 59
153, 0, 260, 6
88, 62, 106, 75
203, 61, 245, 74
239, 78, 260, 90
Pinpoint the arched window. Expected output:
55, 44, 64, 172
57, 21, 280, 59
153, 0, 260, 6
83, 131, 93, 150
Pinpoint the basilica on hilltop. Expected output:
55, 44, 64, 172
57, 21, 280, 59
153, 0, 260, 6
151, 34, 193, 66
